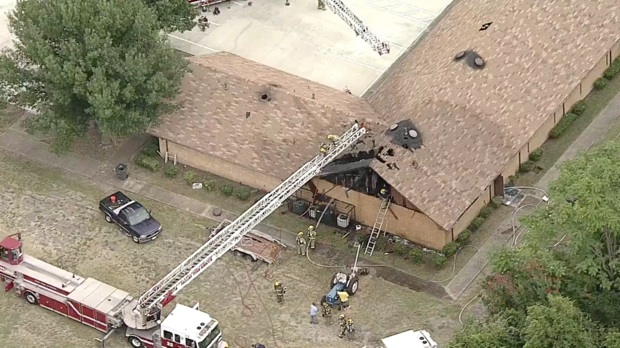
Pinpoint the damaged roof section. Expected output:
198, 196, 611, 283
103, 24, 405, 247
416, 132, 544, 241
149, 52, 386, 181
385, 120, 423, 150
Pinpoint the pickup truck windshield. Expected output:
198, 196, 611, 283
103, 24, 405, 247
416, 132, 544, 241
127, 207, 151, 226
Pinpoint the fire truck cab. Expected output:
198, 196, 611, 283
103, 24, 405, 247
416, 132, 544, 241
126, 304, 222, 348
0, 233, 24, 266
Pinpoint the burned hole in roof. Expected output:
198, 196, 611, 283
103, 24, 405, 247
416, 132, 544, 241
453, 50, 485, 69
385, 120, 422, 150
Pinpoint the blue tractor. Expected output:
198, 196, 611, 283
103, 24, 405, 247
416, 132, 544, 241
321, 270, 360, 307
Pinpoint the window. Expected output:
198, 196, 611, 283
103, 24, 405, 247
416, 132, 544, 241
186, 338, 197, 348
0, 247, 8, 261
199, 325, 221, 348
126, 206, 150, 226
163, 331, 173, 340
174, 334, 181, 343
10, 247, 22, 261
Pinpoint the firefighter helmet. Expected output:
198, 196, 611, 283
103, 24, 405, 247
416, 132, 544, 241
274, 281, 280, 286
380, 188, 387, 194
298, 231, 304, 236
347, 318, 353, 324
308, 225, 315, 231
340, 314, 345, 319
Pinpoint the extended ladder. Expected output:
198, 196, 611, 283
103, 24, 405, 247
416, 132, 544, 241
325, 0, 390, 55
135, 123, 367, 318
364, 198, 390, 256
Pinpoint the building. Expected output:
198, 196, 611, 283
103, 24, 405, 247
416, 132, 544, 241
150, 0, 620, 250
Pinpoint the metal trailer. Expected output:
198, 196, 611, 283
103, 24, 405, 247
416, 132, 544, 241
209, 220, 286, 264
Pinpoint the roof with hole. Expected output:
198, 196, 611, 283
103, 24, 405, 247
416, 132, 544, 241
365, 0, 620, 230
149, 52, 385, 180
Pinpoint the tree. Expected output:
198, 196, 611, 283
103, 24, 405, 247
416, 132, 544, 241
0, 0, 190, 154
523, 295, 596, 348
605, 330, 620, 348
522, 142, 620, 291
446, 317, 522, 348
142, 0, 197, 32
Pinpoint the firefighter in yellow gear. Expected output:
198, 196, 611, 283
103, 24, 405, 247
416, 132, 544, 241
307, 225, 317, 250
327, 134, 341, 144
338, 314, 347, 338
319, 143, 329, 155
274, 281, 286, 303
345, 318, 355, 340
322, 302, 333, 325
296, 232, 307, 256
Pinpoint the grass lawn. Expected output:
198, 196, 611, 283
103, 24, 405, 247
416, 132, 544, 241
517, 76, 620, 186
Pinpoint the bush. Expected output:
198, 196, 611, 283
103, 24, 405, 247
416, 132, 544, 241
164, 164, 178, 178
549, 112, 578, 138
430, 253, 447, 268
203, 179, 216, 192
594, 77, 609, 90
490, 196, 503, 208
183, 171, 196, 185
374, 237, 389, 253
141, 141, 160, 157
569, 100, 587, 116
457, 229, 472, 245
393, 243, 409, 257
519, 160, 536, 172
134, 154, 160, 172
469, 217, 485, 231
528, 148, 543, 162
479, 206, 492, 219
408, 248, 424, 264
442, 241, 460, 258
235, 186, 251, 201
604, 60, 620, 80
219, 183, 234, 196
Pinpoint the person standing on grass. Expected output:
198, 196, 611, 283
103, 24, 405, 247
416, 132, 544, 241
310, 302, 319, 324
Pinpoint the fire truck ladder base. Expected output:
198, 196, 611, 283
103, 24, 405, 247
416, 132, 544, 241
364, 198, 390, 256
135, 123, 367, 318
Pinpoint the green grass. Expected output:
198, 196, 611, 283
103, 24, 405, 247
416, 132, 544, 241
517, 76, 620, 186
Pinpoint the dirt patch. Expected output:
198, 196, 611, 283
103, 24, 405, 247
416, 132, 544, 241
0, 150, 463, 348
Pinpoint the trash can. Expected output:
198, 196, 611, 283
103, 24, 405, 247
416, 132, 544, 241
115, 163, 128, 180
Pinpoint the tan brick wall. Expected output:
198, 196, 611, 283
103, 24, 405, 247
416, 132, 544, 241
501, 152, 520, 180
311, 179, 450, 250
612, 39, 620, 61
519, 143, 528, 164
563, 84, 581, 116
553, 104, 564, 123
162, 140, 282, 191
529, 114, 555, 150
452, 186, 491, 235
581, 55, 608, 96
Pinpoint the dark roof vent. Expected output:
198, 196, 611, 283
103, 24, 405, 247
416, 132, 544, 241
385, 119, 422, 150
260, 93, 272, 102
453, 50, 486, 70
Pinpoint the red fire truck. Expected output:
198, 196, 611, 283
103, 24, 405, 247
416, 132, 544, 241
0, 123, 366, 348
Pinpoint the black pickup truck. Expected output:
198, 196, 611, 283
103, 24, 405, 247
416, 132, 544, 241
99, 191, 162, 243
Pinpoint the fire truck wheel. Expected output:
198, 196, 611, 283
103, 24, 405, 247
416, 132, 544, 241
128, 336, 144, 348
104, 214, 112, 223
24, 291, 38, 305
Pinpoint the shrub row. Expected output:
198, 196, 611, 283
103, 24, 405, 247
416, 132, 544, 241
549, 112, 578, 138
134, 153, 160, 172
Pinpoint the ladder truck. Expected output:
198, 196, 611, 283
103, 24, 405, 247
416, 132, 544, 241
0, 122, 367, 348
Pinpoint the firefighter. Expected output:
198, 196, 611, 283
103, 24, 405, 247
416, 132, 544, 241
336, 290, 349, 311
317, 0, 326, 10
346, 318, 355, 340
319, 143, 329, 155
198, 16, 210, 31
274, 281, 286, 303
296, 232, 307, 256
327, 134, 341, 144
200, 0, 208, 12
338, 314, 347, 338
322, 302, 333, 325
379, 188, 389, 199
307, 225, 317, 250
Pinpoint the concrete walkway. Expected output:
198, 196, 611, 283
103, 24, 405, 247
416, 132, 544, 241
446, 91, 620, 300
0, 121, 449, 299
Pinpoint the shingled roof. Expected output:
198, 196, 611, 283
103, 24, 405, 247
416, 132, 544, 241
366, 0, 620, 230
149, 52, 385, 181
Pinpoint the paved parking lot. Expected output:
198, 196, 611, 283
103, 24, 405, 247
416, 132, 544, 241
169, 0, 453, 95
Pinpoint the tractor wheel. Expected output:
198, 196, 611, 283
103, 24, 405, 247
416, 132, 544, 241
128, 336, 144, 348
346, 277, 359, 295
320, 295, 327, 306
24, 291, 38, 305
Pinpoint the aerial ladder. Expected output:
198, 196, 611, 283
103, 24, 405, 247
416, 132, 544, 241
324, 0, 391, 55
128, 122, 368, 326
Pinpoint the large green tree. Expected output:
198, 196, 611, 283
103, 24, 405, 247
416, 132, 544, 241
143, 0, 197, 32
0, 0, 190, 153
